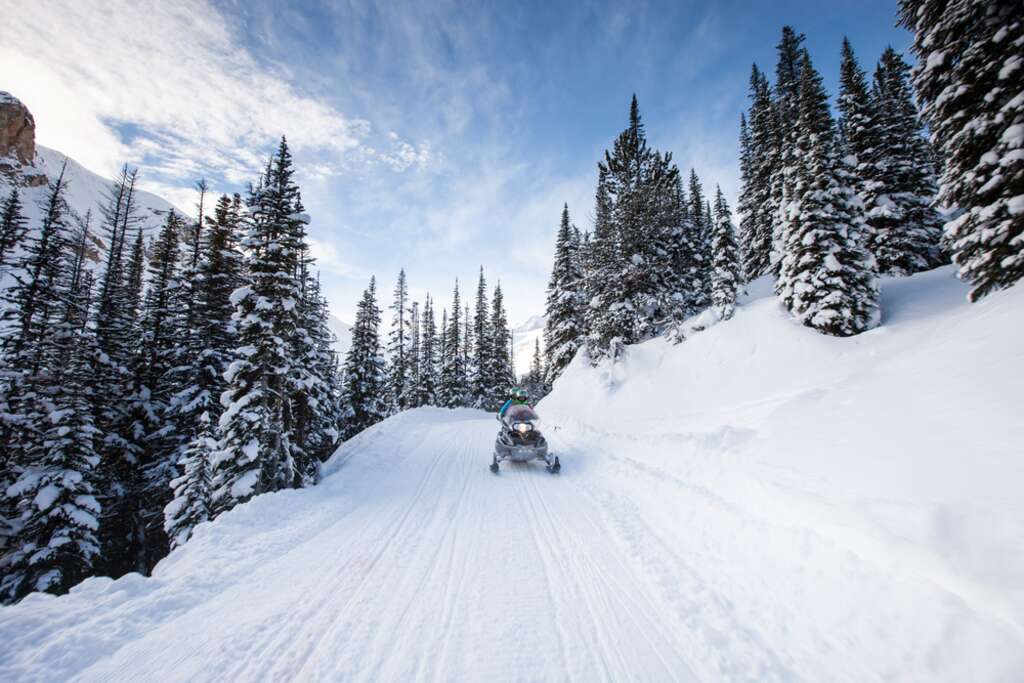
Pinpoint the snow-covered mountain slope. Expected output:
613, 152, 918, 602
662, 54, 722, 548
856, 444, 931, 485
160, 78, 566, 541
511, 313, 545, 377
1, 145, 178, 252
1, 267, 1021, 681
328, 313, 353, 358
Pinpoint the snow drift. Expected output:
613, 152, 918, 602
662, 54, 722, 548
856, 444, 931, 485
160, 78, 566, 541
0, 266, 1021, 681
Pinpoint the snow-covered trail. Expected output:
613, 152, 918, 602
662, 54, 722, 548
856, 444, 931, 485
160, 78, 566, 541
0, 411, 707, 682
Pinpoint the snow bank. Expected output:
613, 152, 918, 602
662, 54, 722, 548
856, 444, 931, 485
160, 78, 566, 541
540, 265, 1024, 679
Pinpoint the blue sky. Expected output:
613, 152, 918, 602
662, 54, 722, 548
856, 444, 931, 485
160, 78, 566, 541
4, 0, 910, 324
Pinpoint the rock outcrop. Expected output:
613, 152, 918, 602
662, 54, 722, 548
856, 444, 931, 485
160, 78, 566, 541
0, 92, 46, 186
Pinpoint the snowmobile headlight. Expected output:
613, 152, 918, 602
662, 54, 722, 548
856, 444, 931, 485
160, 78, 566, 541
514, 422, 532, 434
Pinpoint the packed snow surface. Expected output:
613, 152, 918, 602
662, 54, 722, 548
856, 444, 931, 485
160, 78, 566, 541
1, 267, 1022, 681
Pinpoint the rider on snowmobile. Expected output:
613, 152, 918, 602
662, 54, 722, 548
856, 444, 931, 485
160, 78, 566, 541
499, 387, 532, 419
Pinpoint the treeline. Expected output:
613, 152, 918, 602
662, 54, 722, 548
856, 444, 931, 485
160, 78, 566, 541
0, 139, 343, 602
341, 266, 517, 439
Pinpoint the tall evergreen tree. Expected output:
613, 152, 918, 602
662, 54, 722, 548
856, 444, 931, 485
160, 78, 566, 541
867, 47, 945, 274
406, 301, 421, 407
437, 281, 467, 408
585, 166, 624, 361
775, 50, 879, 336
132, 210, 188, 569
588, 97, 684, 359
164, 194, 244, 548
739, 66, 777, 280
768, 27, 807, 276
214, 138, 308, 514
385, 269, 411, 413
543, 204, 585, 383
483, 284, 515, 409
710, 187, 742, 318
899, 0, 1023, 300
340, 277, 386, 439
0, 188, 27, 271
470, 268, 490, 408
415, 295, 437, 406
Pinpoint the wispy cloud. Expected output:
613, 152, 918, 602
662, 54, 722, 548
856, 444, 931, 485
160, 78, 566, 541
1, 0, 434, 194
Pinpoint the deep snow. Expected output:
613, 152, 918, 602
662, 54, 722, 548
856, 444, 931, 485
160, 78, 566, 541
0, 267, 1021, 681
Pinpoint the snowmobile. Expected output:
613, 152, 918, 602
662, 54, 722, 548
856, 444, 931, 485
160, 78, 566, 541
490, 404, 560, 474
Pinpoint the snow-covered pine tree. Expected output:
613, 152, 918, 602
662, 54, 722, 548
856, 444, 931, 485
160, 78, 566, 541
585, 165, 625, 361
214, 138, 308, 514
301, 271, 342, 463
406, 301, 421, 408
163, 194, 244, 548
462, 303, 473, 393
91, 167, 149, 578
688, 171, 713, 309
385, 269, 411, 414
437, 281, 467, 408
483, 283, 515, 409
543, 204, 585, 383
775, 50, 879, 336
739, 66, 777, 281
0, 187, 27, 271
898, 0, 1023, 300
601, 96, 684, 346
131, 209, 189, 568
340, 277, 386, 439
415, 295, 437, 406
768, 27, 807, 276
866, 47, 945, 275
710, 187, 742, 318
470, 268, 490, 408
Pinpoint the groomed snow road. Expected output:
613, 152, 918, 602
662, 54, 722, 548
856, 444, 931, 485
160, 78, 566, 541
1, 410, 713, 682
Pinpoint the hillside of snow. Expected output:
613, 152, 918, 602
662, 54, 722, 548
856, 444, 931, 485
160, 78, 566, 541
1, 145, 178, 253
511, 313, 546, 377
1, 266, 1021, 681
328, 313, 353, 358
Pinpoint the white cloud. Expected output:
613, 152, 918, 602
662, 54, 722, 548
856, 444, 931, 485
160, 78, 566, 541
0, 0, 408, 185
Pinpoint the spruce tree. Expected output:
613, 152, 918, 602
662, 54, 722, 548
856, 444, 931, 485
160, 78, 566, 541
710, 187, 742, 318
867, 47, 945, 274
585, 165, 625, 361
470, 268, 490, 408
739, 66, 777, 280
406, 301, 421, 407
438, 281, 467, 408
600, 96, 684, 346
768, 27, 807, 276
484, 284, 515, 409
688, 171, 713, 309
415, 295, 437, 406
899, 0, 1023, 300
163, 194, 244, 547
214, 138, 307, 513
385, 269, 411, 413
543, 204, 585, 382
0, 187, 27, 271
132, 210, 188, 568
340, 277, 386, 439
92, 167, 148, 578
775, 50, 879, 336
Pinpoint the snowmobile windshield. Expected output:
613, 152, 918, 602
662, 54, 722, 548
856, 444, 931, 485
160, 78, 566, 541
504, 405, 538, 422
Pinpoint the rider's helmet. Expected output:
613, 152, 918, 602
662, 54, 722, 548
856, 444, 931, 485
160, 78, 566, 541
510, 387, 529, 404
